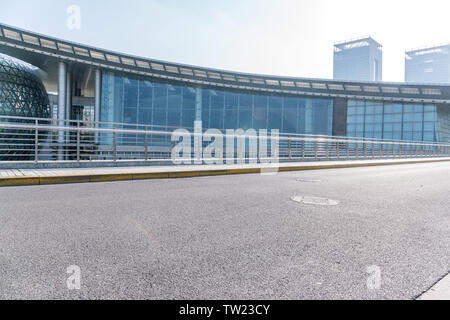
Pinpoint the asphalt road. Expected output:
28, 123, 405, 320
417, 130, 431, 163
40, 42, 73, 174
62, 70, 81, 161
0, 162, 449, 300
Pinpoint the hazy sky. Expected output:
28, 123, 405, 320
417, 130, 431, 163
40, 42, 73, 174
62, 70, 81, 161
2, 0, 450, 82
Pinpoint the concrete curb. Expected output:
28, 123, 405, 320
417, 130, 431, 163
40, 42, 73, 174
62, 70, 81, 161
1, 158, 450, 187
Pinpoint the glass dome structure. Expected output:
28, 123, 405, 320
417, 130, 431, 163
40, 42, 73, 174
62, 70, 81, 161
0, 53, 50, 118
0, 54, 50, 160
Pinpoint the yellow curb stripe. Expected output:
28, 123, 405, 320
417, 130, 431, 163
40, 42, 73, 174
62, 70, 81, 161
226, 168, 261, 175
132, 172, 170, 180
168, 171, 200, 178
89, 174, 133, 183
198, 170, 229, 176
0, 158, 449, 187
0, 176, 40, 186
39, 175, 91, 185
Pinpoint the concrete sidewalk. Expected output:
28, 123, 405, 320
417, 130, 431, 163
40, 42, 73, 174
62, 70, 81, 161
1, 157, 450, 187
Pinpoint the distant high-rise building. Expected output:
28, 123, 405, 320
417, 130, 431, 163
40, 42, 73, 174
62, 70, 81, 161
333, 36, 383, 82
405, 44, 450, 84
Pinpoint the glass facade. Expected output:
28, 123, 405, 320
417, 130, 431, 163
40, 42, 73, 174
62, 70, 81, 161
0, 54, 50, 160
347, 100, 440, 142
101, 72, 334, 135
0, 53, 50, 118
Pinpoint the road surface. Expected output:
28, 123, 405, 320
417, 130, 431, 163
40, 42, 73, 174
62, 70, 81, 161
0, 162, 449, 299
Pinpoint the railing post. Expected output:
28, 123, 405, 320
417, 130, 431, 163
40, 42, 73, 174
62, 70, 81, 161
144, 131, 149, 161
257, 134, 260, 163
363, 143, 367, 159
336, 142, 340, 159
326, 141, 329, 159
113, 125, 117, 162
346, 142, 350, 159
288, 137, 292, 160
314, 140, 318, 159
302, 140, 305, 159
355, 142, 358, 159
34, 119, 38, 163
76, 122, 80, 162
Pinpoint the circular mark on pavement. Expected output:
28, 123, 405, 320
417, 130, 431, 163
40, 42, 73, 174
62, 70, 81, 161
291, 195, 340, 206
297, 178, 321, 183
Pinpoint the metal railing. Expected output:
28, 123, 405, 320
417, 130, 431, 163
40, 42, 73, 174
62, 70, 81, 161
1, 115, 450, 163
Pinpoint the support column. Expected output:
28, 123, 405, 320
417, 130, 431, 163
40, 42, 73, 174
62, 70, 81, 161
66, 72, 72, 122
94, 69, 102, 143
194, 88, 202, 164
58, 61, 67, 160
195, 87, 202, 122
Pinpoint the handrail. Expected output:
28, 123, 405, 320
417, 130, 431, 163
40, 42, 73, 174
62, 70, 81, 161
1, 115, 449, 164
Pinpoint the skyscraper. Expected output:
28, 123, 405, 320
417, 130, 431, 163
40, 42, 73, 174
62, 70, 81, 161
405, 44, 450, 84
333, 36, 383, 82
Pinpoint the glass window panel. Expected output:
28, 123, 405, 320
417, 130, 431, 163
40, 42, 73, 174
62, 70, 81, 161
154, 84, 168, 110
168, 86, 182, 109
413, 132, 423, 141
253, 105, 268, 129
413, 122, 423, 131
423, 131, 435, 141
283, 102, 298, 133
225, 108, 238, 129
239, 93, 252, 107
366, 106, 375, 114
424, 122, 435, 131
210, 109, 224, 130
403, 122, 413, 131
414, 104, 423, 113
181, 109, 195, 128
403, 132, 412, 140
268, 96, 282, 130
424, 112, 436, 121
404, 104, 414, 113
424, 105, 436, 112
225, 92, 238, 110
239, 109, 253, 129
356, 106, 365, 115
413, 112, 423, 121
183, 88, 196, 109
365, 114, 374, 123
347, 107, 356, 115
393, 114, 402, 122
139, 81, 153, 108
138, 109, 151, 125
124, 79, 138, 107
123, 108, 137, 124
153, 109, 167, 127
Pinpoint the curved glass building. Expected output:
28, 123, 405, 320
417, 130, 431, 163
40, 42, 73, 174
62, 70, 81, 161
0, 23, 450, 146
0, 53, 50, 118
0, 53, 50, 160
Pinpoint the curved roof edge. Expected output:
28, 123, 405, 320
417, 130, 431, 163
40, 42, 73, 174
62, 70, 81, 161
1, 23, 450, 104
